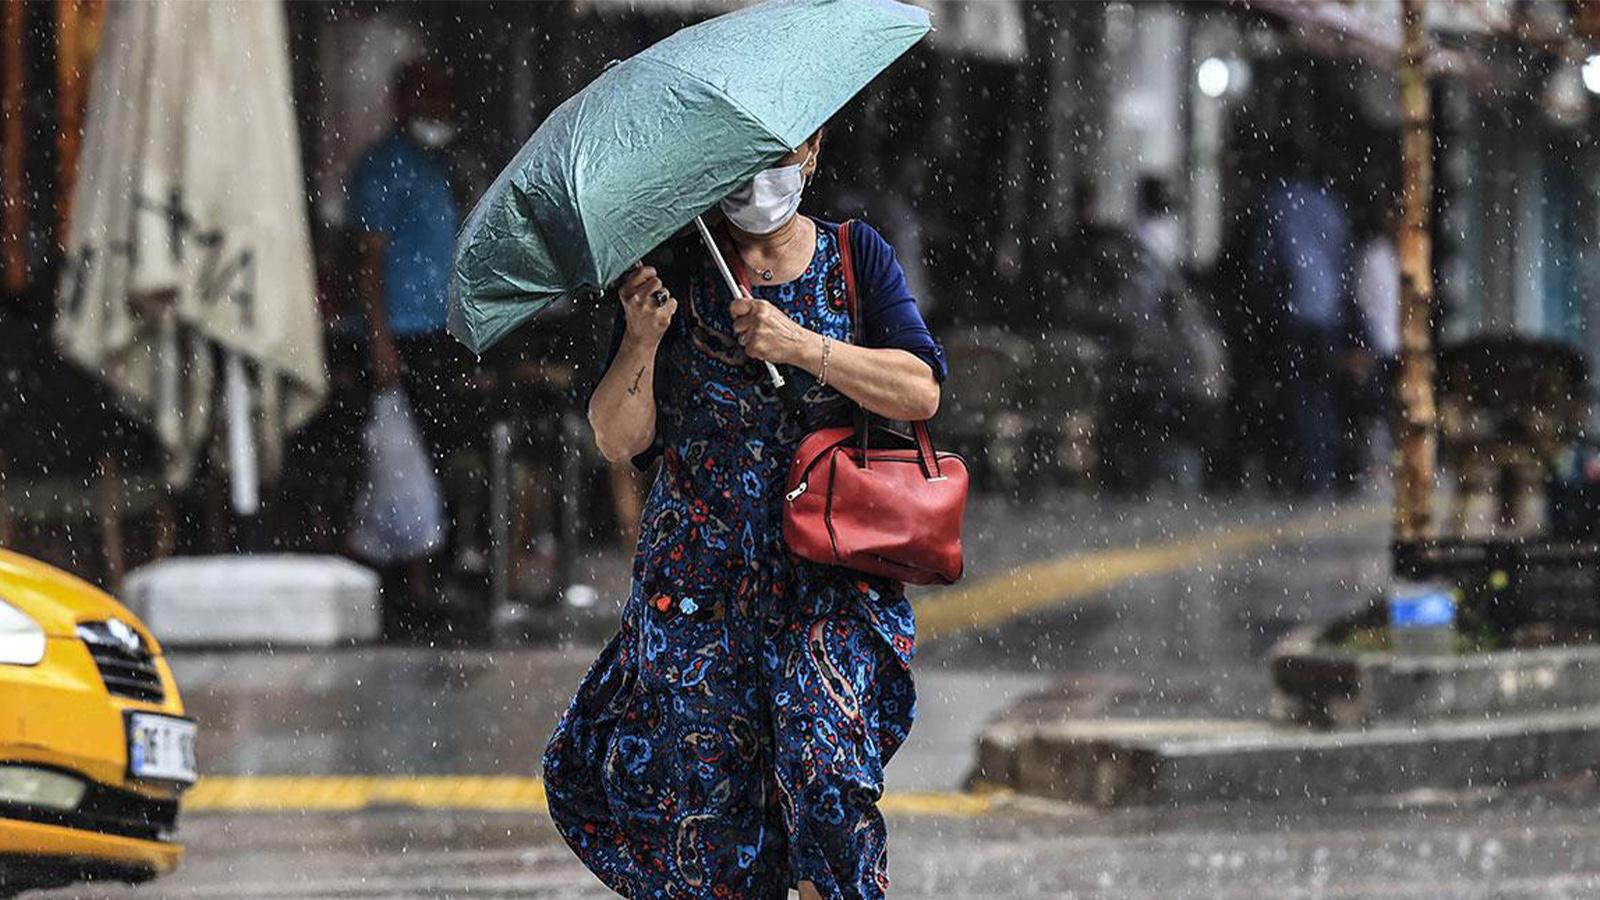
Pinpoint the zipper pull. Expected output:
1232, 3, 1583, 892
784, 481, 808, 502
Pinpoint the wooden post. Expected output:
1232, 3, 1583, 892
56, 0, 81, 236
1394, 0, 1437, 544
58, 0, 104, 238
2, 0, 27, 293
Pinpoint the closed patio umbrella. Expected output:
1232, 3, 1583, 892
55, 0, 325, 510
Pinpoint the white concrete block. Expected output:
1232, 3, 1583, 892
123, 555, 380, 647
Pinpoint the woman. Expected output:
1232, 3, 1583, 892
543, 129, 946, 900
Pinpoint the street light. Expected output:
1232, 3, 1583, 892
1197, 56, 1230, 98
1584, 54, 1600, 95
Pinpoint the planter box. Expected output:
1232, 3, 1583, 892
975, 710, 1600, 807
1272, 617, 1600, 729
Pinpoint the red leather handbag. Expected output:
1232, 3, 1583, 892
777, 221, 968, 585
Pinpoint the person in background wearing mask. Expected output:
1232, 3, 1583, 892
541, 129, 946, 900
348, 59, 463, 639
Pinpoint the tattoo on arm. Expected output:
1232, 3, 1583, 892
626, 365, 646, 396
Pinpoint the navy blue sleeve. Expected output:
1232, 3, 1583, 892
849, 221, 947, 382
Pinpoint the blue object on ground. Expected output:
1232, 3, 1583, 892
1390, 586, 1457, 630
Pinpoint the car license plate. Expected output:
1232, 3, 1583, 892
127, 713, 197, 784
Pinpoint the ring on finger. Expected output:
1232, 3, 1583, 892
651, 288, 670, 307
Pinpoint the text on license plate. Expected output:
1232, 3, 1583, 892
127, 713, 198, 784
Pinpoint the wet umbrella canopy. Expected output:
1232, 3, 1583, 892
447, 0, 932, 354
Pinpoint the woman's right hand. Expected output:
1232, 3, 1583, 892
590, 264, 674, 463
619, 264, 677, 346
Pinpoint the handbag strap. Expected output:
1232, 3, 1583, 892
837, 222, 942, 479
839, 220, 862, 348
837, 220, 872, 462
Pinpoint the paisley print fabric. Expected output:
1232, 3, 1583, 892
543, 222, 917, 899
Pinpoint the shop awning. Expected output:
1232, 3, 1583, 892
572, 0, 1028, 62
1246, 0, 1500, 78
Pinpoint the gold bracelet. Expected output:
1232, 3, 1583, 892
818, 335, 832, 387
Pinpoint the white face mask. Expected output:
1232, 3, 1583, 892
407, 117, 456, 149
720, 151, 812, 235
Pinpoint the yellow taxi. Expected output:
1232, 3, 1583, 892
0, 549, 194, 896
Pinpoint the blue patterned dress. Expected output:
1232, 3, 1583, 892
543, 222, 918, 899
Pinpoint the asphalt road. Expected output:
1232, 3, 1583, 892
68, 489, 1594, 899
72, 783, 1600, 899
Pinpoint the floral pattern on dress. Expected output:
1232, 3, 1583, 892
543, 224, 917, 900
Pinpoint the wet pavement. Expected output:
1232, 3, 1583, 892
160, 489, 1387, 788
71, 783, 1600, 898
64, 485, 1576, 899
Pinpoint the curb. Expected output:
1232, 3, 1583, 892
975, 710, 1600, 806
1272, 620, 1600, 729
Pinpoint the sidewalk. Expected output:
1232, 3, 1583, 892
945, 487, 1600, 807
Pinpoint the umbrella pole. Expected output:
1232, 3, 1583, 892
224, 348, 262, 550
693, 215, 785, 388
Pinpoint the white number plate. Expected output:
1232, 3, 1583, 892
127, 713, 198, 784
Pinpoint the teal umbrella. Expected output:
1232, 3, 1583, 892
448, 0, 933, 381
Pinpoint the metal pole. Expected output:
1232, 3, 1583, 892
1395, 0, 1437, 544
558, 412, 585, 603
488, 421, 512, 617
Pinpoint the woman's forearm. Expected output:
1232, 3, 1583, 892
588, 335, 661, 462
794, 335, 939, 421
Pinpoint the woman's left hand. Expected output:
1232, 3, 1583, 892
730, 290, 818, 367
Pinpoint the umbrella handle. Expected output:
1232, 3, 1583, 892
694, 215, 785, 389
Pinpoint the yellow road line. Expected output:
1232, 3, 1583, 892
184, 506, 1384, 821
186, 776, 549, 812
184, 776, 993, 818
876, 789, 998, 816
915, 503, 1389, 643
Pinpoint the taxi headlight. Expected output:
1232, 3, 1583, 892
0, 766, 86, 811
0, 599, 45, 666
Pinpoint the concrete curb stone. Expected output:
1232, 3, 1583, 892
1272, 623, 1600, 728
979, 710, 1600, 807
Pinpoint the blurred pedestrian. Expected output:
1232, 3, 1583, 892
1059, 182, 1180, 493
348, 60, 465, 639
1135, 175, 1183, 274
1348, 201, 1401, 475
1250, 167, 1357, 496
1135, 177, 1230, 492
541, 129, 946, 900
1210, 178, 1281, 494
